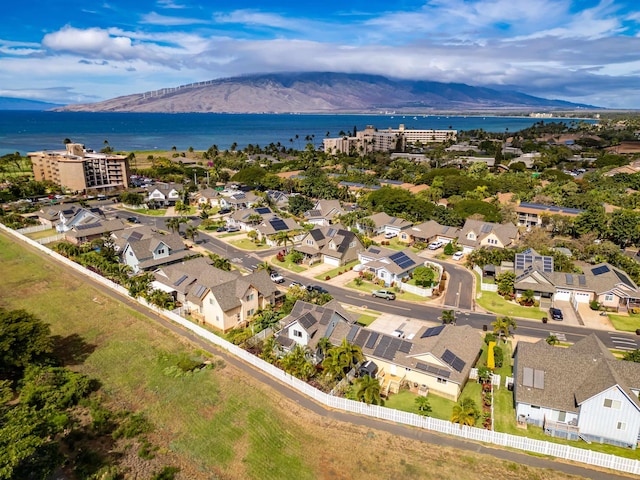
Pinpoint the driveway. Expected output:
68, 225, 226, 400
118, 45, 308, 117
418, 250, 475, 311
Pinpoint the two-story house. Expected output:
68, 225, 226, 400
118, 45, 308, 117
153, 257, 280, 332
120, 227, 191, 273
304, 199, 346, 226
513, 335, 640, 448
294, 226, 363, 266
356, 212, 412, 237
219, 191, 260, 210
398, 220, 460, 245
147, 182, 182, 206
456, 219, 519, 253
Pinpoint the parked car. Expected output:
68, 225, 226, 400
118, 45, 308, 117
384, 231, 397, 239
307, 285, 329, 295
289, 281, 305, 289
219, 208, 231, 214
216, 226, 228, 232
226, 225, 240, 232
452, 251, 464, 261
270, 272, 285, 283
372, 289, 396, 301
428, 240, 444, 250
126, 216, 140, 224
549, 307, 563, 320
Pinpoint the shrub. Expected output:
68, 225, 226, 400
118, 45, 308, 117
325, 275, 331, 280
484, 333, 496, 345
493, 345, 504, 368
354, 277, 363, 286
589, 300, 600, 311
113, 413, 153, 440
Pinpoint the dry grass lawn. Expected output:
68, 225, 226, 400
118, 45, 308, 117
0, 231, 597, 480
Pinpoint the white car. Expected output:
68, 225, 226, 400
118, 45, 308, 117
428, 240, 444, 250
452, 251, 464, 261
384, 232, 397, 239
270, 272, 285, 283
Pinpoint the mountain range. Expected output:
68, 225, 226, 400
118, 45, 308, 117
52, 72, 596, 113
0, 96, 63, 111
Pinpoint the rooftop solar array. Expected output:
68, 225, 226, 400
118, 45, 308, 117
515, 252, 553, 273
365, 331, 379, 349
255, 207, 271, 214
421, 325, 444, 338
519, 202, 584, 215
346, 325, 360, 343
578, 275, 586, 286
480, 223, 493, 233
193, 285, 207, 298
269, 218, 289, 231
372, 335, 405, 361
353, 329, 370, 348
127, 231, 143, 242
614, 269, 636, 289
327, 228, 336, 237
398, 341, 412, 354
566, 273, 574, 285
368, 248, 380, 255
441, 349, 466, 373
415, 362, 451, 378
389, 251, 416, 270
522, 367, 545, 389
174, 274, 188, 286
591, 265, 610, 276
75, 222, 102, 231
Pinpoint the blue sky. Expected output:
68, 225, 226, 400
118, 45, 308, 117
1, 0, 639, 108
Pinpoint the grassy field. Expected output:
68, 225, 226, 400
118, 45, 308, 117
0, 232, 620, 479
229, 238, 270, 251
608, 313, 640, 332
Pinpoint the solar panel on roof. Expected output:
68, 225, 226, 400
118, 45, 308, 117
365, 332, 379, 349
270, 218, 289, 231
174, 274, 188, 286
416, 362, 429, 372
193, 285, 207, 298
565, 273, 573, 285
255, 207, 271, 214
591, 265, 610, 276
327, 228, 336, 237
389, 251, 415, 270
578, 275, 586, 286
128, 231, 143, 241
346, 325, 360, 343
369, 248, 380, 254
614, 270, 635, 289
373, 335, 391, 358
353, 329, 370, 348
421, 325, 444, 338
533, 369, 544, 389
442, 349, 455, 364
522, 367, 534, 387
398, 341, 412, 354
452, 358, 466, 373
480, 223, 492, 233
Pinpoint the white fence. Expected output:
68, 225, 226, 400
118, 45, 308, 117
17, 224, 50, 234
474, 265, 498, 292
398, 281, 432, 297
1, 223, 639, 476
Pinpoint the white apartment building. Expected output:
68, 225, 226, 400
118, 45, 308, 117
323, 124, 457, 155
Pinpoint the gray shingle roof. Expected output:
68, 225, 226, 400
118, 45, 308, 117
514, 334, 640, 413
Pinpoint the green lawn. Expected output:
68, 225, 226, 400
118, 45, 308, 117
229, 239, 270, 251
384, 389, 457, 422
24, 228, 57, 240
123, 207, 167, 216
313, 260, 359, 280
271, 256, 307, 273
356, 314, 378, 326
218, 231, 244, 238
608, 313, 640, 333
476, 291, 547, 320
344, 280, 432, 303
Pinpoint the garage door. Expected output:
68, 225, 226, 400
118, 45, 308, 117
555, 289, 571, 301
323, 255, 340, 267
574, 292, 591, 303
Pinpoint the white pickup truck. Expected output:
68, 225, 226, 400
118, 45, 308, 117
270, 272, 285, 283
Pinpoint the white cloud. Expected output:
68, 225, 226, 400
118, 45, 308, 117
140, 11, 209, 26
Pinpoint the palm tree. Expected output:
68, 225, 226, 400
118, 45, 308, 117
491, 316, 517, 343
255, 261, 273, 274
185, 225, 199, 243
441, 309, 455, 325
338, 338, 364, 373
451, 397, 479, 427
521, 289, 535, 306
207, 253, 231, 271
174, 200, 190, 216
546, 334, 560, 346
165, 217, 181, 234
321, 348, 345, 381
316, 337, 333, 360
353, 375, 382, 405
274, 230, 293, 253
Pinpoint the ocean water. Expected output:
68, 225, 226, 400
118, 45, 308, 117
0, 111, 593, 156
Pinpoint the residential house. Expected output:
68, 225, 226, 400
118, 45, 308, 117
399, 220, 460, 245
227, 207, 276, 231
515, 202, 584, 228
514, 261, 640, 312
456, 219, 519, 253
513, 335, 640, 448
266, 190, 291, 210
195, 188, 222, 208
120, 228, 191, 273
153, 257, 280, 332
219, 191, 260, 210
304, 199, 346, 226
255, 216, 305, 246
294, 226, 363, 266
147, 182, 182, 206
356, 212, 412, 237
65, 218, 126, 245
358, 246, 425, 286
277, 300, 358, 359
36, 203, 83, 229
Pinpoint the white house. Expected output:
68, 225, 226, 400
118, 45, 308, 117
147, 182, 182, 206
358, 245, 425, 286
513, 335, 640, 448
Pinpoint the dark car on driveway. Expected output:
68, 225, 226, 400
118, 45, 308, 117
126, 216, 140, 223
549, 307, 563, 320
216, 226, 228, 232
